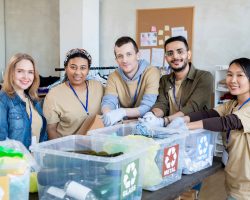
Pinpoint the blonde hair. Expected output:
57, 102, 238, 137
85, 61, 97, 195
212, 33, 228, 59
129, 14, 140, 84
2, 53, 40, 100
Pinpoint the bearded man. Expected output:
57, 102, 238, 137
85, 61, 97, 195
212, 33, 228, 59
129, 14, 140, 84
142, 36, 213, 126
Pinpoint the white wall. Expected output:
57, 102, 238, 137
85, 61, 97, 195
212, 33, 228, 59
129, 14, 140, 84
60, 0, 84, 71
60, 0, 99, 69
1, 0, 250, 76
100, 0, 250, 72
0, 0, 5, 81
1, 0, 99, 80
4, 0, 59, 77
82, 0, 99, 67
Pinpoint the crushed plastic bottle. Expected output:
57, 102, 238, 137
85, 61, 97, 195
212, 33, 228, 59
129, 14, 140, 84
64, 181, 98, 200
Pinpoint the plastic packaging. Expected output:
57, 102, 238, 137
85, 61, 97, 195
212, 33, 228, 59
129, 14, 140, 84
0, 143, 30, 200
0, 146, 23, 158
0, 140, 39, 193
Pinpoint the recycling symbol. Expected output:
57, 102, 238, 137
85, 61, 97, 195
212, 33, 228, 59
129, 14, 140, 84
165, 146, 177, 169
123, 162, 137, 189
198, 135, 209, 155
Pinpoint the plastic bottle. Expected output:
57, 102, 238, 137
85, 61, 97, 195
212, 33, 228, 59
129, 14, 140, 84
64, 181, 98, 200
40, 186, 67, 200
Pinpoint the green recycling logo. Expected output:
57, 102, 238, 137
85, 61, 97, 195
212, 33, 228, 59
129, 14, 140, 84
123, 162, 137, 188
121, 159, 139, 199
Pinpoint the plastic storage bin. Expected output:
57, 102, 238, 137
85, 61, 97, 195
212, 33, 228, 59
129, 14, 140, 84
32, 135, 146, 200
0, 141, 30, 200
183, 129, 215, 174
88, 124, 186, 191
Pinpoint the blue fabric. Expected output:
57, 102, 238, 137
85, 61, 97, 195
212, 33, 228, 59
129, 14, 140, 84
135, 123, 174, 139
101, 94, 118, 111
138, 94, 157, 117
117, 59, 149, 81
0, 91, 48, 149
102, 59, 155, 113
227, 196, 237, 200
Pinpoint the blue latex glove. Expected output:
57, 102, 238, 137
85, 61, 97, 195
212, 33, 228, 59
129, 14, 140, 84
136, 123, 178, 139
167, 117, 188, 130
102, 108, 126, 126
136, 123, 154, 137
138, 112, 164, 127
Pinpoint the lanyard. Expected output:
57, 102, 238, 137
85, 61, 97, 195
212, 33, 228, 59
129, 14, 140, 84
173, 77, 181, 110
132, 75, 142, 107
68, 81, 89, 115
27, 98, 32, 125
238, 97, 250, 109
226, 97, 250, 143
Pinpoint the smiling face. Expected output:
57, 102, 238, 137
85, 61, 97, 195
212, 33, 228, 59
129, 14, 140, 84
13, 59, 34, 93
165, 41, 191, 72
115, 42, 140, 78
226, 63, 250, 98
65, 57, 89, 87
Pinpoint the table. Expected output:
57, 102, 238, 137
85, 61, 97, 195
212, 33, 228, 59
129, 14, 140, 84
30, 157, 222, 200
142, 156, 222, 200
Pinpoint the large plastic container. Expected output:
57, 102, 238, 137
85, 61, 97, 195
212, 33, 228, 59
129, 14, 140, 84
88, 124, 186, 191
0, 140, 30, 200
32, 135, 146, 200
182, 129, 215, 174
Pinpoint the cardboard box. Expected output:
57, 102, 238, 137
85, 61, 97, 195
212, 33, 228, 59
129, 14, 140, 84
175, 190, 198, 200
76, 115, 105, 135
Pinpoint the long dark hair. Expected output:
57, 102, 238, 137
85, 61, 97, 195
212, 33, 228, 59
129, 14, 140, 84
229, 58, 250, 80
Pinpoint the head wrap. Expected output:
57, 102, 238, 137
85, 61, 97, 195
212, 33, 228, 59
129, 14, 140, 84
64, 48, 92, 67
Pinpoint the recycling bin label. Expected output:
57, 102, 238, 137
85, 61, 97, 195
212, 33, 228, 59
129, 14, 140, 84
162, 144, 179, 177
196, 134, 210, 160
121, 159, 139, 199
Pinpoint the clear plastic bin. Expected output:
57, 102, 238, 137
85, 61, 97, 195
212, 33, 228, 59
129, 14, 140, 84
32, 135, 146, 200
183, 129, 215, 174
88, 124, 186, 191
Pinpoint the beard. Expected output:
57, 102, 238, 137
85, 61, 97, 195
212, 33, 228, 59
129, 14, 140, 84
170, 59, 188, 73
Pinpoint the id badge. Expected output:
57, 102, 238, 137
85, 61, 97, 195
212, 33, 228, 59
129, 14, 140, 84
32, 136, 37, 146
222, 149, 228, 166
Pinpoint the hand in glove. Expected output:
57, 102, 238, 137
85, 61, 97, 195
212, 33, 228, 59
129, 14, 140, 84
102, 108, 126, 126
139, 112, 154, 122
167, 117, 188, 130
139, 112, 164, 127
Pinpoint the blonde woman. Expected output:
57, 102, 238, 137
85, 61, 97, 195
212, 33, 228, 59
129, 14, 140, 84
0, 53, 48, 149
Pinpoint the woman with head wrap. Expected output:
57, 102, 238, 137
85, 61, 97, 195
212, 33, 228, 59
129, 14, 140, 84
43, 48, 104, 139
